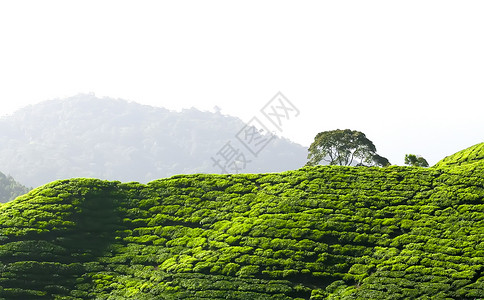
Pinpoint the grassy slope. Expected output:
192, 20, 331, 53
0, 145, 483, 299
435, 142, 484, 167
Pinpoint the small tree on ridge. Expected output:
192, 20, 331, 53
306, 129, 390, 167
404, 154, 429, 167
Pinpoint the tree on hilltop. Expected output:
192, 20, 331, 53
306, 129, 390, 167
404, 154, 429, 167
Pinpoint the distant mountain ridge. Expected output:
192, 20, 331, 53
0, 171, 30, 203
0, 94, 307, 187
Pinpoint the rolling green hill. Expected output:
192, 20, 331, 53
435, 142, 484, 168
0, 144, 483, 299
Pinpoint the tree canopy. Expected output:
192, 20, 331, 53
306, 129, 390, 167
404, 154, 429, 167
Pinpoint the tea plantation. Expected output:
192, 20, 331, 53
0, 143, 483, 299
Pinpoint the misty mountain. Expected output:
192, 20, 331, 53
0, 171, 30, 203
0, 94, 307, 187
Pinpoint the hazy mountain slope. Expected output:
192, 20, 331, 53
0, 171, 30, 203
0, 94, 307, 187
0, 144, 483, 299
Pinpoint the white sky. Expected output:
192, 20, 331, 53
0, 1, 483, 165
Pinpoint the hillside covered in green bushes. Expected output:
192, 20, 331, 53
0, 143, 483, 299
435, 142, 484, 167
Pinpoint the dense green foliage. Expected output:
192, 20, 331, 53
404, 154, 429, 168
306, 129, 389, 167
435, 142, 484, 167
0, 144, 483, 299
0, 171, 30, 203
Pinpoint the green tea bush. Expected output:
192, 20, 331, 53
0, 144, 483, 298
